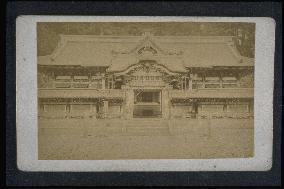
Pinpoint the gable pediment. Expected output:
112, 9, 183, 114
111, 32, 183, 57
132, 36, 164, 55
137, 45, 158, 55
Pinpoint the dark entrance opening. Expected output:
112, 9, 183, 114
142, 109, 154, 117
133, 90, 162, 118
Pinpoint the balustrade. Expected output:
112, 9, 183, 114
170, 88, 254, 99
38, 88, 126, 98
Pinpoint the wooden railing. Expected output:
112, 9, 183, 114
38, 88, 126, 98
53, 81, 103, 89
170, 88, 254, 99
192, 81, 241, 89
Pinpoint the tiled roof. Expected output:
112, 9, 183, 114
38, 34, 254, 72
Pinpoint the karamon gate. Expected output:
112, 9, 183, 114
115, 60, 178, 118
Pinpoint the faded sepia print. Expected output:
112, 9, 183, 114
37, 22, 255, 160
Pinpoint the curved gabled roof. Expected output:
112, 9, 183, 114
38, 34, 254, 71
107, 56, 187, 73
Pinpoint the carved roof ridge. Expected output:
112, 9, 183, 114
111, 32, 183, 56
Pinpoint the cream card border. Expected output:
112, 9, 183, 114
16, 16, 275, 171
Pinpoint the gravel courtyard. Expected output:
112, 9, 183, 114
38, 118, 253, 160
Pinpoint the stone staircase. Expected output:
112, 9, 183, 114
123, 118, 170, 136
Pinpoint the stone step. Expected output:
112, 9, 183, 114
124, 123, 169, 128
125, 126, 170, 136
124, 119, 168, 126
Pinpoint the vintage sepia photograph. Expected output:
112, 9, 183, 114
37, 22, 255, 160
9, 0, 279, 182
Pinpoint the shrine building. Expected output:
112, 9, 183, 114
38, 32, 254, 119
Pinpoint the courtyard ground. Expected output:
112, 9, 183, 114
38, 118, 253, 160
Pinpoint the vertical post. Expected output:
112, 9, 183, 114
88, 72, 91, 88
185, 77, 188, 90
51, 71, 55, 88
124, 88, 134, 119
182, 77, 184, 90
236, 71, 241, 88
237, 76, 241, 87
191, 101, 196, 118
107, 75, 112, 89
182, 76, 185, 91
92, 103, 97, 119
186, 77, 190, 90
184, 77, 186, 90
223, 101, 228, 118
197, 103, 202, 119
219, 71, 222, 88
88, 104, 91, 118
251, 100, 254, 116
64, 103, 68, 119
112, 75, 115, 89
159, 90, 162, 113
70, 75, 73, 88
192, 73, 196, 89
189, 74, 193, 90
103, 100, 108, 118
101, 74, 105, 89
162, 89, 170, 119
202, 72, 206, 88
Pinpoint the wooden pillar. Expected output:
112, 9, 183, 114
184, 77, 187, 90
162, 89, 170, 119
202, 72, 206, 88
219, 71, 222, 88
159, 91, 162, 112
92, 103, 97, 119
101, 75, 106, 89
51, 71, 55, 88
223, 102, 228, 112
192, 73, 197, 89
67, 104, 71, 118
249, 99, 254, 114
236, 71, 241, 88
112, 76, 115, 89
103, 100, 108, 118
184, 77, 186, 90
124, 89, 134, 119
189, 74, 193, 90
88, 72, 91, 88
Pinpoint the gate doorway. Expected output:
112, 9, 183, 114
133, 89, 162, 118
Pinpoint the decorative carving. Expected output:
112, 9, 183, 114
110, 33, 183, 56
127, 62, 165, 76
121, 61, 183, 89
138, 46, 157, 55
